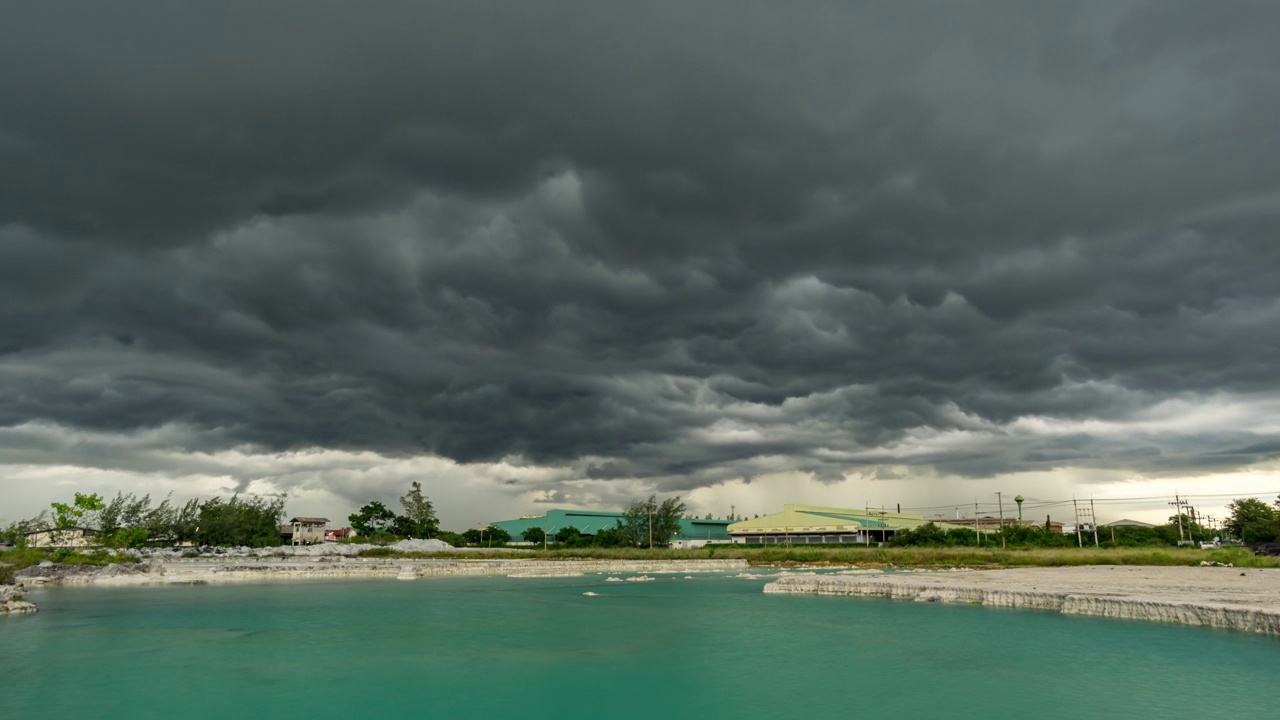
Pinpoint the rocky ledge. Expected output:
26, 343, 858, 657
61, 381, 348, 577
14, 557, 748, 586
764, 565, 1280, 636
1, 582, 38, 615
15, 561, 155, 586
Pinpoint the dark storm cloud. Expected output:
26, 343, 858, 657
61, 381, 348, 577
3, 1, 1280, 487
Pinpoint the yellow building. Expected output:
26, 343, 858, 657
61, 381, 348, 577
727, 504, 966, 545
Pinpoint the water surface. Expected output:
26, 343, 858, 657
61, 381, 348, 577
3, 573, 1276, 718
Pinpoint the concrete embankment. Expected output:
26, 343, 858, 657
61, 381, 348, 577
763, 565, 1280, 636
17, 557, 749, 586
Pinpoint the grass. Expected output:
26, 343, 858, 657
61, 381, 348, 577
0, 548, 49, 572
0, 547, 140, 572
56, 549, 141, 567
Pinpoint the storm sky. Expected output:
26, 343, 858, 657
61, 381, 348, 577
3, 1, 1279, 528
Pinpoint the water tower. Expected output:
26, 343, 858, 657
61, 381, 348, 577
1014, 495, 1025, 524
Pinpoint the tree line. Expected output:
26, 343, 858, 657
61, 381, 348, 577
518, 496, 687, 548
889, 496, 1280, 548
2, 491, 286, 548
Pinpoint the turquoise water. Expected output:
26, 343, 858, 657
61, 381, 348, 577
3, 574, 1277, 719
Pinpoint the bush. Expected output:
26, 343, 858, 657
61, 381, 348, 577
436, 531, 466, 548
358, 547, 396, 557
0, 565, 15, 585
347, 532, 400, 546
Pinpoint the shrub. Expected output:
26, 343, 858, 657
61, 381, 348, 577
51, 547, 78, 563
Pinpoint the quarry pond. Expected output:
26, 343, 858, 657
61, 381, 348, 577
3, 572, 1278, 719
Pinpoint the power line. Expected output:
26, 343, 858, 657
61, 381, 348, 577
901, 489, 1278, 514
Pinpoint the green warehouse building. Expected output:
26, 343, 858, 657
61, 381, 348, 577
490, 508, 733, 547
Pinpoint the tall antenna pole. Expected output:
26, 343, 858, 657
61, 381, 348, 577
996, 492, 1006, 548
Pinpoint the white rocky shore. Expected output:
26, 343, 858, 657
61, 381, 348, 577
1, 582, 37, 615
15, 555, 748, 587
764, 565, 1280, 636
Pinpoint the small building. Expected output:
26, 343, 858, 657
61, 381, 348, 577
324, 528, 353, 542
24, 526, 98, 549
937, 517, 1066, 534
1101, 519, 1156, 529
288, 517, 329, 546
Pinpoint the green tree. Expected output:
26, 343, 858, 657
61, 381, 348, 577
556, 525, 584, 547
436, 531, 466, 548
196, 495, 286, 547
103, 527, 151, 549
621, 495, 687, 548
461, 526, 509, 547
592, 524, 627, 547
51, 492, 105, 530
49, 492, 105, 545
2, 511, 49, 548
398, 482, 439, 538
521, 526, 546, 544
1225, 498, 1279, 544
349, 501, 397, 537
889, 522, 947, 547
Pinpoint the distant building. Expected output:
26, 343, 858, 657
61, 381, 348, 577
24, 526, 98, 549
488, 509, 732, 546
324, 528, 353, 542
287, 517, 329, 546
939, 517, 1066, 534
1101, 519, 1156, 529
728, 504, 968, 544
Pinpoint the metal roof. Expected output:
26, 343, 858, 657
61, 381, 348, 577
490, 509, 732, 540
728, 504, 969, 534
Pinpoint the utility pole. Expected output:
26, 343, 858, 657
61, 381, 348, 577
1090, 497, 1099, 547
1170, 494, 1185, 542
975, 501, 982, 546
1073, 497, 1083, 548
731, 504, 735, 522
996, 492, 1006, 548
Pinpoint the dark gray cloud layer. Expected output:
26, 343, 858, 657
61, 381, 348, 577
3, 1, 1280, 485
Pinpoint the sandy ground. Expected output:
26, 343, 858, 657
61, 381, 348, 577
765, 565, 1280, 635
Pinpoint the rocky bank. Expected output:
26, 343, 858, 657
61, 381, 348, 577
1, 581, 37, 615
764, 565, 1280, 636
15, 556, 749, 586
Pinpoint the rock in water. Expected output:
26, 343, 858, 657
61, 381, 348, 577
1, 583, 38, 615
